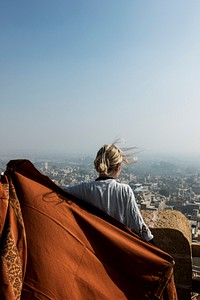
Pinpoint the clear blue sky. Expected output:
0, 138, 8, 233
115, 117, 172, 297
1, 0, 200, 158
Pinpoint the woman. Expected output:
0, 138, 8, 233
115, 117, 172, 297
66, 143, 154, 243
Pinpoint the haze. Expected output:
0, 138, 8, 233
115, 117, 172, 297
1, 1, 200, 160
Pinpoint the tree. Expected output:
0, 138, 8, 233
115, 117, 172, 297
159, 188, 170, 197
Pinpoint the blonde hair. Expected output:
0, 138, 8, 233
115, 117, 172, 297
94, 143, 133, 176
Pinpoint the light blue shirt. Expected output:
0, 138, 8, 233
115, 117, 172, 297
66, 179, 153, 242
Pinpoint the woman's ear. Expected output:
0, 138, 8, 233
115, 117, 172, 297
115, 164, 121, 177
117, 164, 121, 171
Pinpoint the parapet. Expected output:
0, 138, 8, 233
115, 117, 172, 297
141, 210, 193, 300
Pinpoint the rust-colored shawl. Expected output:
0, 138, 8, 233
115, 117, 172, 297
0, 160, 177, 300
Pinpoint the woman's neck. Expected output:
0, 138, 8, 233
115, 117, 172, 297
95, 175, 114, 181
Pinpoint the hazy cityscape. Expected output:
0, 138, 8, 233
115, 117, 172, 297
2, 153, 200, 243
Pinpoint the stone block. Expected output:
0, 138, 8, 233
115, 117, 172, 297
141, 210, 192, 300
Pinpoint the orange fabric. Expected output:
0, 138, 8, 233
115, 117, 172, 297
0, 159, 178, 300
0, 174, 27, 300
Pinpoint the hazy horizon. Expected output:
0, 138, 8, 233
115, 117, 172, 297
1, 1, 200, 158
1, 148, 200, 167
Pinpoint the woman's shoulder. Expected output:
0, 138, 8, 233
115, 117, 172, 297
114, 180, 132, 192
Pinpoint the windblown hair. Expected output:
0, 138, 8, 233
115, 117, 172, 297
94, 143, 134, 176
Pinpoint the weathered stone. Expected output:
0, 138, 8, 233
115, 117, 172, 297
141, 210, 192, 300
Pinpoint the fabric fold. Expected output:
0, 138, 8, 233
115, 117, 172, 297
0, 159, 177, 299
0, 174, 27, 300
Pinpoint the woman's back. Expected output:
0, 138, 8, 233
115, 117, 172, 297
66, 177, 153, 242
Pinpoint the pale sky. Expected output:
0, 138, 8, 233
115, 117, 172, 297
1, 1, 200, 158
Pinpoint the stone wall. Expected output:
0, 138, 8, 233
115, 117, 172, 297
141, 210, 192, 300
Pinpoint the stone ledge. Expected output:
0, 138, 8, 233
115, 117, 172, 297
141, 210, 193, 300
